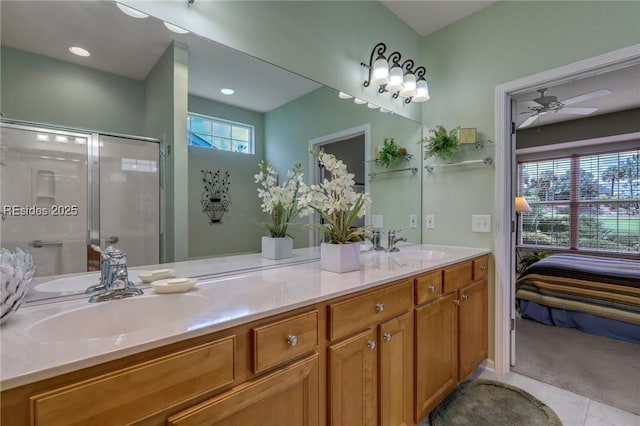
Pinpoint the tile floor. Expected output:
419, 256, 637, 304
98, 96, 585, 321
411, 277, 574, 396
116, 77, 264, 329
419, 368, 640, 426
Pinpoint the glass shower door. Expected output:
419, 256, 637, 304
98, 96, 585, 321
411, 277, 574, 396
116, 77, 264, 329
0, 124, 88, 277
99, 135, 159, 268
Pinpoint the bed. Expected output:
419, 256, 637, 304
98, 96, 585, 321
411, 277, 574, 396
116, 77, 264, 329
515, 253, 640, 344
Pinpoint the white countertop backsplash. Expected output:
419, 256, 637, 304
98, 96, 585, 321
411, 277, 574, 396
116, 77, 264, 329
1, 244, 490, 390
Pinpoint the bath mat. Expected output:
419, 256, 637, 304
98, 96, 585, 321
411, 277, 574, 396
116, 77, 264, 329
430, 379, 562, 426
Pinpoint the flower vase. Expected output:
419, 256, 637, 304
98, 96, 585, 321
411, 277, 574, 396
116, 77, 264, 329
262, 236, 293, 260
320, 242, 360, 273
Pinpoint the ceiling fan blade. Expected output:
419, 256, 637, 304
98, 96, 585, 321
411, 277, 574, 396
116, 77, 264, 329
559, 106, 597, 115
518, 115, 538, 129
561, 89, 611, 106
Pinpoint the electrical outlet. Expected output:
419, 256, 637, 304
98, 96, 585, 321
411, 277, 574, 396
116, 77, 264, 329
425, 214, 435, 229
409, 214, 417, 228
472, 215, 491, 232
371, 215, 383, 229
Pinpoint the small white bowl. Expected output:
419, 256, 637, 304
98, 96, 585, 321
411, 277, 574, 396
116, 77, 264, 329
138, 269, 175, 283
150, 277, 197, 294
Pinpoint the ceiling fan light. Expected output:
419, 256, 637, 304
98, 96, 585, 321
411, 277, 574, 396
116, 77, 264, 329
371, 55, 390, 86
413, 79, 430, 102
399, 72, 416, 98
386, 64, 403, 92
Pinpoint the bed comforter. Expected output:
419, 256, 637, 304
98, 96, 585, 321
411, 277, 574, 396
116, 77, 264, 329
516, 253, 640, 326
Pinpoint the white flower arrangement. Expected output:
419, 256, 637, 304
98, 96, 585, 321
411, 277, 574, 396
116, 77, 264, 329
298, 150, 371, 244
255, 160, 304, 238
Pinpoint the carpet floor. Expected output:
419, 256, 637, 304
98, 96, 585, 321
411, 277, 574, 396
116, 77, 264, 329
513, 317, 640, 415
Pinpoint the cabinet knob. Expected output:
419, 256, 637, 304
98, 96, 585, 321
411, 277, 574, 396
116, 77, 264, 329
454, 299, 461, 306
286, 335, 298, 347
428, 285, 436, 293
462, 294, 469, 301
382, 332, 392, 342
367, 340, 377, 350
375, 303, 385, 313
480, 265, 487, 271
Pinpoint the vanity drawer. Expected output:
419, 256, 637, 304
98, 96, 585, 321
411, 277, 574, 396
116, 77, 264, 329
252, 310, 318, 374
30, 336, 235, 426
443, 261, 473, 293
414, 270, 443, 305
473, 256, 489, 281
328, 279, 412, 341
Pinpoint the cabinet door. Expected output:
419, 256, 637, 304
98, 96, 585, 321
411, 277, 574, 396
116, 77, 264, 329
414, 292, 458, 422
458, 279, 488, 381
167, 354, 319, 426
328, 329, 377, 426
379, 312, 413, 426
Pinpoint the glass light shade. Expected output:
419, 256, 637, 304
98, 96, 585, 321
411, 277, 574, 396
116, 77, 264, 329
163, 22, 189, 34
399, 73, 417, 98
338, 92, 353, 99
116, 2, 149, 18
386, 65, 403, 91
353, 98, 366, 105
367, 103, 378, 109
371, 56, 389, 86
515, 196, 532, 212
412, 79, 430, 102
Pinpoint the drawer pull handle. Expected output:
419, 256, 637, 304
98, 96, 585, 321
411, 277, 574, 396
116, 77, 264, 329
286, 335, 298, 347
454, 299, 461, 306
462, 294, 469, 301
383, 332, 392, 342
367, 340, 377, 350
375, 303, 385, 313
428, 285, 436, 293
480, 265, 487, 271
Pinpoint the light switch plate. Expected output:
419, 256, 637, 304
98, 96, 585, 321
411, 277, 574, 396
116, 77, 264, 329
371, 215, 383, 229
425, 214, 435, 229
409, 214, 418, 228
472, 215, 491, 232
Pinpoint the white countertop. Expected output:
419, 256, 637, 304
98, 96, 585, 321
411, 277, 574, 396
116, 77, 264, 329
0, 244, 490, 390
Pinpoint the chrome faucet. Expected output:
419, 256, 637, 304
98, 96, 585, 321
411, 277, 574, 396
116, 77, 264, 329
386, 228, 407, 252
89, 249, 143, 302
366, 230, 385, 251
86, 244, 115, 294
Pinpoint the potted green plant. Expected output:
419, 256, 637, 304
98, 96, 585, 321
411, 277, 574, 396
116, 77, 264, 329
518, 250, 549, 272
377, 137, 404, 168
421, 125, 460, 159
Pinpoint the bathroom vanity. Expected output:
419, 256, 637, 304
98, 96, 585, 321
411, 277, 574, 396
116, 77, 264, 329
0, 245, 490, 425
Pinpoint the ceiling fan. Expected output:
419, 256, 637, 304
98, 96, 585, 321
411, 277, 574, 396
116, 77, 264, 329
518, 87, 612, 129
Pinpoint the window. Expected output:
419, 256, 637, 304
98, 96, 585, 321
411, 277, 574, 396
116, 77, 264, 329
518, 148, 639, 254
187, 113, 253, 154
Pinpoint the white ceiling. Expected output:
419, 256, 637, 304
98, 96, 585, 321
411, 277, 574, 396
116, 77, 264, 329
2, 1, 638, 122
381, 1, 496, 36
0, 1, 321, 113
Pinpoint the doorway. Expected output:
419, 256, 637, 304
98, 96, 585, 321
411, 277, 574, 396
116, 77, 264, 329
493, 44, 640, 374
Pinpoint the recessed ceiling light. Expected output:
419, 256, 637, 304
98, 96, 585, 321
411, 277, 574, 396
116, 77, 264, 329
163, 22, 189, 34
354, 98, 366, 105
115, 2, 149, 19
69, 46, 90, 57
338, 92, 353, 99
221, 88, 235, 95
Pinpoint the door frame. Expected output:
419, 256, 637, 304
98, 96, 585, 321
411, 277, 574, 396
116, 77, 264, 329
308, 124, 371, 246
493, 43, 640, 374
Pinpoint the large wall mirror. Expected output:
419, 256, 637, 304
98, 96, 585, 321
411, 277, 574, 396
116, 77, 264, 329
1, 1, 423, 302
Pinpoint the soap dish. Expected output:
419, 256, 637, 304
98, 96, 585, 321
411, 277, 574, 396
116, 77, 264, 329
138, 269, 175, 283
151, 278, 197, 294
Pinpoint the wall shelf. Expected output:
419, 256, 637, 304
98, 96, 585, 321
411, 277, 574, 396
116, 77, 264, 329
366, 154, 413, 166
368, 167, 418, 178
425, 157, 493, 172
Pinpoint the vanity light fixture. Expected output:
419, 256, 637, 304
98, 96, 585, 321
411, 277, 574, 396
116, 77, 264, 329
366, 103, 378, 110
115, 2, 149, 19
361, 42, 430, 104
221, 88, 235, 95
163, 21, 189, 34
353, 98, 366, 105
69, 46, 90, 57
338, 92, 353, 99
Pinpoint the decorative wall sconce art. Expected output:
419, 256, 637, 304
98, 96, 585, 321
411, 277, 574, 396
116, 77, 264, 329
361, 42, 430, 104
201, 170, 231, 224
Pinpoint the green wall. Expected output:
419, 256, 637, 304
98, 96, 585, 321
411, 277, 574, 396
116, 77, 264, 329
265, 86, 422, 244
187, 95, 266, 257
0, 46, 144, 135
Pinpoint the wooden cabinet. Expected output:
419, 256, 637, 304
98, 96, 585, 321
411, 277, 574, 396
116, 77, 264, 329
328, 280, 413, 426
414, 255, 489, 423
168, 354, 320, 426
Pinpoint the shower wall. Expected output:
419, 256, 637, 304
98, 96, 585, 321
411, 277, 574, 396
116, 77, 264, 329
0, 122, 159, 278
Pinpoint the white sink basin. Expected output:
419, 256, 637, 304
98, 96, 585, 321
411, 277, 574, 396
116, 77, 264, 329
34, 270, 143, 294
386, 249, 449, 260
26, 293, 210, 341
